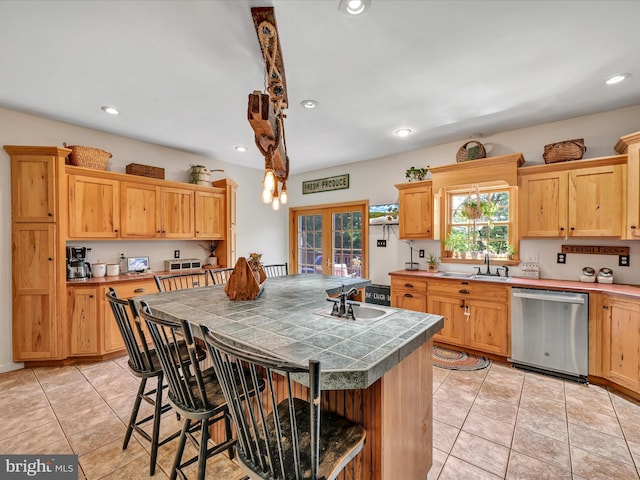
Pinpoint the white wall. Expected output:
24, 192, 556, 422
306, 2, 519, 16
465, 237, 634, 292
288, 104, 640, 286
0, 107, 289, 372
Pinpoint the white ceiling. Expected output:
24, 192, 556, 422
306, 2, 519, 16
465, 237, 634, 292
1, 0, 639, 174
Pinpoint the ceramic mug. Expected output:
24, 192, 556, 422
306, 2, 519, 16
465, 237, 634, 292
92, 263, 106, 277
106, 264, 120, 276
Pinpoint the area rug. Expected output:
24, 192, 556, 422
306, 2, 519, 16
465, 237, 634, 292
433, 345, 491, 371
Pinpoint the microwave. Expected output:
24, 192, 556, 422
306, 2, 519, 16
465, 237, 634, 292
165, 259, 202, 271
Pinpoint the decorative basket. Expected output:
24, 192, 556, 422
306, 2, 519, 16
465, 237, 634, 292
543, 138, 586, 164
63, 142, 111, 170
456, 141, 487, 163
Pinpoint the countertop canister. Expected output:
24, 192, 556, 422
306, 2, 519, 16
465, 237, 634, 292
106, 264, 120, 276
92, 262, 106, 278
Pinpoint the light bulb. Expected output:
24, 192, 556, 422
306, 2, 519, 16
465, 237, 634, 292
347, 0, 365, 14
280, 184, 288, 205
263, 170, 276, 192
272, 196, 280, 211
262, 186, 273, 204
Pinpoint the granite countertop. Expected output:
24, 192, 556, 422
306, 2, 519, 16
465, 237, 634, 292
135, 274, 444, 390
390, 269, 640, 298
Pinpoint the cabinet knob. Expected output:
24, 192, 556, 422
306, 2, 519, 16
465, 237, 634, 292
570, 227, 575, 231
134, 288, 145, 293
404, 283, 414, 288
48, 257, 53, 261
459, 289, 470, 294
560, 227, 565, 231
631, 225, 637, 230
48, 213, 53, 217
404, 293, 414, 298
114, 229, 119, 233
157, 230, 161, 234
603, 305, 609, 310
89, 295, 94, 298
196, 231, 200, 234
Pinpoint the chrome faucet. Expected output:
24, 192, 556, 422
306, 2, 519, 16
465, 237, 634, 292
328, 285, 359, 318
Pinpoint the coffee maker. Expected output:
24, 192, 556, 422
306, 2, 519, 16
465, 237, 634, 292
66, 246, 90, 279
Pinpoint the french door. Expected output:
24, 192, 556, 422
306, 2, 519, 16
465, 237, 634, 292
290, 201, 368, 279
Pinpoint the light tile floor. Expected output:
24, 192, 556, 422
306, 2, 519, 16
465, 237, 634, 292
1, 356, 640, 479
0, 356, 247, 480
430, 362, 640, 480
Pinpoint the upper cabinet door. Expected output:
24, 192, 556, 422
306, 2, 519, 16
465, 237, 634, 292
195, 191, 224, 239
518, 171, 568, 237
68, 174, 120, 238
397, 181, 433, 239
120, 182, 161, 238
160, 187, 194, 238
568, 165, 624, 237
11, 155, 56, 222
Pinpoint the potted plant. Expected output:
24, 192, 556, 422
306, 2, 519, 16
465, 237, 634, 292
427, 253, 438, 272
507, 244, 517, 260
247, 252, 264, 284
469, 242, 480, 259
189, 164, 210, 185
443, 232, 455, 258
200, 242, 218, 266
405, 166, 430, 182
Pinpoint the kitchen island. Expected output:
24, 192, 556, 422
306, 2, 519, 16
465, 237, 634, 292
137, 274, 444, 480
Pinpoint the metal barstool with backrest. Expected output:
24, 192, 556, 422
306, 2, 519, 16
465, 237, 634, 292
139, 301, 237, 480
105, 288, 180, 476
200, 324, 367, 480
154, 271, 210, 292
262, 262, 289, 278
207, 267, 234, 285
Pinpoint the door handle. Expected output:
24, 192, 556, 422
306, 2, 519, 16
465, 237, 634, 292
134, 288, 145, 293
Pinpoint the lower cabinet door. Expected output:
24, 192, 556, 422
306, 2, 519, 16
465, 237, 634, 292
466, 300, 509, 356
428, 294, 466, 347
602, 296, 640, 393
68, 287, 99, 356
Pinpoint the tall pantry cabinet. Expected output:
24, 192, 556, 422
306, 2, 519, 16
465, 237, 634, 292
6, 146, 70, 361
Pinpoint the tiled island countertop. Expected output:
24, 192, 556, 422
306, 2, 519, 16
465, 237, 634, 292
136, 274, 444, 390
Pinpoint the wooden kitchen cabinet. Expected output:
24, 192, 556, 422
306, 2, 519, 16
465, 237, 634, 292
518, 156, 626, 238
427, 279, 510, 356
10, 153, 57, 223
68, 174, 121, 238
395, 180, 434, 239
600, 294, 640, 393
101, 279, 156, 353
195, 190, 225, 239
391, 276, 428, 312
615, 130, 640, 239
6, 146, 70, 362
68, 286, 99, 356
120, 181, 161, 238
160, 187, 195, 238
518, 170, 568, 237
12, 223, 61, 360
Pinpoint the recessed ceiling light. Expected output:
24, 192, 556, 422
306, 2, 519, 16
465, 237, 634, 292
100, 105, 119, 115
394, 128, 412, 137
605, 73, 630, 85
300, 99, 319, 109
234, 145, 248, 152
338, 0, 371, 16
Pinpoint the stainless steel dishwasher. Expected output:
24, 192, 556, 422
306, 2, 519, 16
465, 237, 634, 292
510, 288, 589, 382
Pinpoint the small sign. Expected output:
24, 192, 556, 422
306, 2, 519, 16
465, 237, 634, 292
561, 245, 630, 255
302, 174, 349, 194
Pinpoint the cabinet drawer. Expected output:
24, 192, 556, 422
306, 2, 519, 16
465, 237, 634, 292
427, 279, 508, 302
391, 277, 428, 293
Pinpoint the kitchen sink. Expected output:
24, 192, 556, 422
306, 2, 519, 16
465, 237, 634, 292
471, 275, 512, 282
313, 304, 395, 323
434, 272, 475, 279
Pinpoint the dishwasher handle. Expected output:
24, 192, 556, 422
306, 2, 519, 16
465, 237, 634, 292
512, 291, 585, 304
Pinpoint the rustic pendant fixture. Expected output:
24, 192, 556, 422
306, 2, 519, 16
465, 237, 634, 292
248, 7, 290, 211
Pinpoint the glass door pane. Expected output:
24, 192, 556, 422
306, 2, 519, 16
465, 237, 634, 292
332, 210, 363, 278
297, 213, 323, 274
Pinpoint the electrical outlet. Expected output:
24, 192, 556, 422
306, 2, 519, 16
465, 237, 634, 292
619, 255, 630, 267
174, 250, 180, 259
119, 252, 125, 260
557, 253, 566, 264
419, 249, 425, 258
377, 239, 387, 247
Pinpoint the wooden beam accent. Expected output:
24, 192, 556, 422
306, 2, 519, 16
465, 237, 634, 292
561, 245, 629, 255
247, 91, 287, 178
615, 130, 640, 154
251, 7, 288, 107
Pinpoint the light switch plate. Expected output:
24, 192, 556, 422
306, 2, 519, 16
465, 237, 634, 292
377, 239, 387, 247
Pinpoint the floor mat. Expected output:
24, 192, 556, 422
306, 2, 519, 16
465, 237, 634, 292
433, 345, 491, 371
